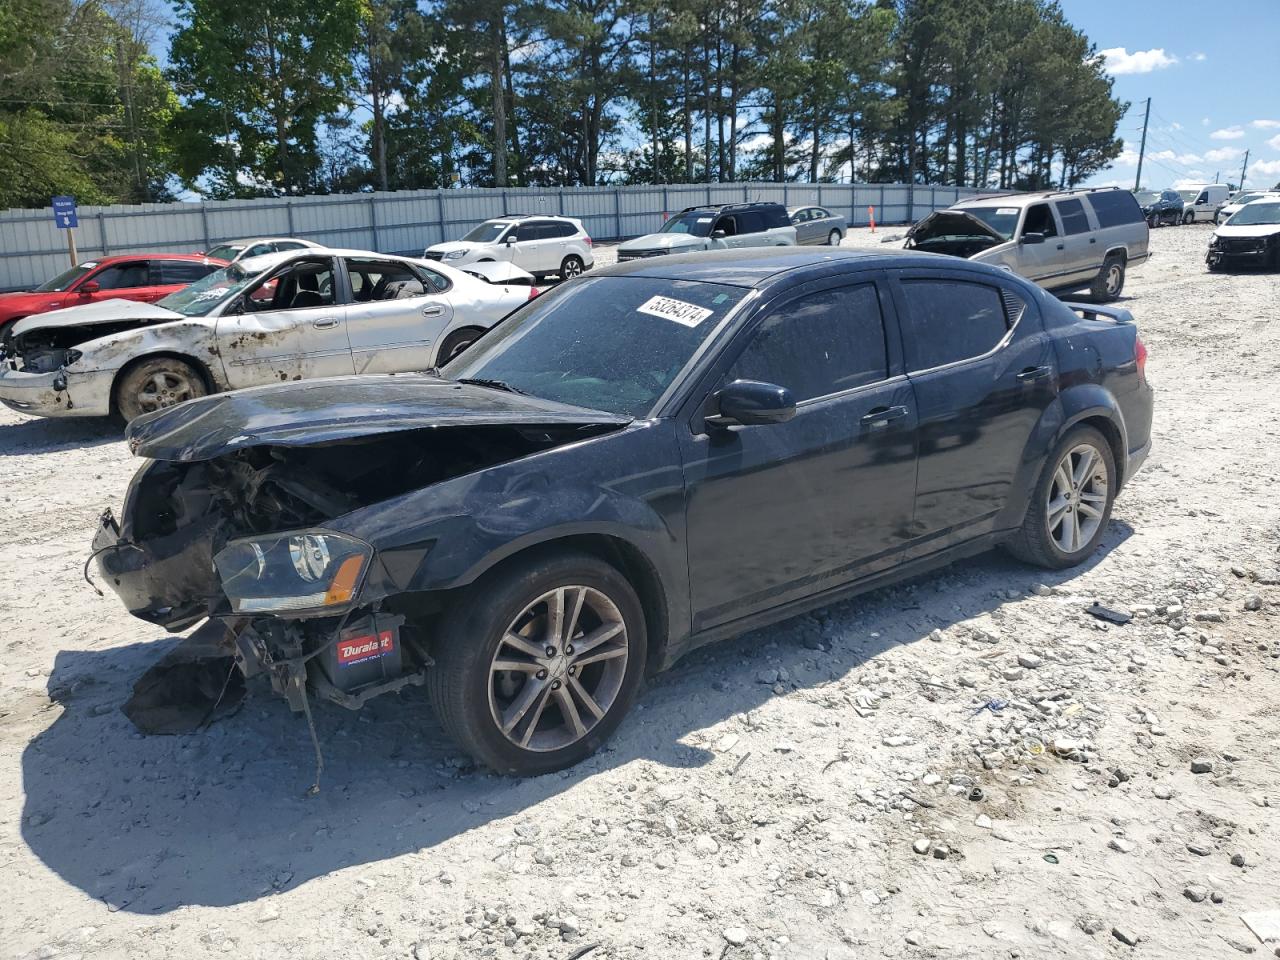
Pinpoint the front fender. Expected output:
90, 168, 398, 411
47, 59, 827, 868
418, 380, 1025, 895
326, 421, 690, 631
76, 320, 226, 389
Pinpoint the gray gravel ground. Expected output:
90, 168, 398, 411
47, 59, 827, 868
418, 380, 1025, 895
2, 222, 1279, 960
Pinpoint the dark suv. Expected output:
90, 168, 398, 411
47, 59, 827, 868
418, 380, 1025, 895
1133, 189, 1186, 227
617, 202, 797, 260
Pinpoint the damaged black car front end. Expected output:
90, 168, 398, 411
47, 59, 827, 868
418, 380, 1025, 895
92, 374, 633, 721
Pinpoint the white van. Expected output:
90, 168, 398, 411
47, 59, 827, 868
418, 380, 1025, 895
1176, 183, 1230, 224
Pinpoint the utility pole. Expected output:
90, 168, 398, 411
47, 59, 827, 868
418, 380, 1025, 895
1239, 149, 1250, 189
1134, 97, 1151, 191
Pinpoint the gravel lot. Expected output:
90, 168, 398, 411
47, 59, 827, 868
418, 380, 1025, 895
3, 223, 1279, 960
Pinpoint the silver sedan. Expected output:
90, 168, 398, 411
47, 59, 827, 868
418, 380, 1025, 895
788, 206, 847, 246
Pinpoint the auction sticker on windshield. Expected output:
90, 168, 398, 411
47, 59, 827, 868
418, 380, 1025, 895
637, 295, 714, 327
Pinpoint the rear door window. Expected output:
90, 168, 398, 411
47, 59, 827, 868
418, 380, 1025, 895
345, 258, 427, 302
727, 283, 888, 401
736, 210, 767, 234
898, 278, 1010, 371
1054, 198, 1091, 235
1088, 190, 1145, 228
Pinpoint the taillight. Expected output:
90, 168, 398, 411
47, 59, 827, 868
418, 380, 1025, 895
584, 236, 593, 246
1135, 335, 1147, 381
527, 286, 540, 300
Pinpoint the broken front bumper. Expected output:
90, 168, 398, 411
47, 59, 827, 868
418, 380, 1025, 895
0, 366, 114, 417
92, 508, 224, 630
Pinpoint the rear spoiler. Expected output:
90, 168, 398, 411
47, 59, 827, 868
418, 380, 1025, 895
1064, 302, 1134, 324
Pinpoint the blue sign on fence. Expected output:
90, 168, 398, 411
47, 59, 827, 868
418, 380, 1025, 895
51, 196, 78, 229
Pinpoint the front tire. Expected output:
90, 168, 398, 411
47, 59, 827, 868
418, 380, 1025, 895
1182, 210, 1195, 225
114, 357, 207, 423
1090, 255, 1125, 301
1005, 425, 1116, 569
560, 255, 584, 279
427, 551, 647, 776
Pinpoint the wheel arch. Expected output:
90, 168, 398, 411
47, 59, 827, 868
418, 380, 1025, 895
1055, 385, 1130, 486
109, 350, 218, 415
433, 325, 489, 366
451, 532, 671, 676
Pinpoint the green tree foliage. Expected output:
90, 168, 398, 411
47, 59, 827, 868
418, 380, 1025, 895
168, 0, 362, 197
0, 0, 177, 208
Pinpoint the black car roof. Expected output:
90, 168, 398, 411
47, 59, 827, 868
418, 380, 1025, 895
595, 246, 1010, 288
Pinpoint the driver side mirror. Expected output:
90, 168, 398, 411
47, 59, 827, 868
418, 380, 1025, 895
504, 234, 517, 245
1019, 232, 1045, 245
711, 229, 727, 240
78, 280, 100, 296
707, 380, 796, 429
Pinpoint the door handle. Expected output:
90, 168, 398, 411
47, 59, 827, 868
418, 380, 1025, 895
1055, 244, 1064, 250
422, 305, 445, 317
1089, 238, 1097, 244
312, 318, 340, 329
1017, 365, 1052, 382
860, 405, 909, 430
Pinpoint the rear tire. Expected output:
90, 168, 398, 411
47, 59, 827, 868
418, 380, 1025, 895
827, 229, 842, 246
1005, 425, 1116, 570
114, 357, 207, 423
436, 326, 486, 365
1090, 255, 1125, 301
427, 550, 647, 776
560, 255, 584, 279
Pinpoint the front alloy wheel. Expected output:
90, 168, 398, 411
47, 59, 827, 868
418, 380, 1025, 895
427, 551, 647, 775
488, 586, 628, 751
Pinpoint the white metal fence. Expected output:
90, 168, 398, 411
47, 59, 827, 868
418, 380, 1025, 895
0, 181, 986, 291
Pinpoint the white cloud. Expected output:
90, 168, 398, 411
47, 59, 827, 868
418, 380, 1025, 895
1251, 119, 1280, 129
1150, 149, 1202, 165
1269, 134, 1280, 151
1205, 147, 1243, 163
1250, 159, 1280, 178
1170, 121, 1183, 131
1191, 52, 1207, 61
1099, 47, 1178, 75
1112, 146, 1140, 166
1210, 127, 1245, 140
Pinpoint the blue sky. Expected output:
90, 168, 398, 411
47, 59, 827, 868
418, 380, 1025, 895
1064, 0, 1280, 190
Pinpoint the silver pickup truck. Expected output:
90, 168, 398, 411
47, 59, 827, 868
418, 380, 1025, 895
904, 187, 1150, 301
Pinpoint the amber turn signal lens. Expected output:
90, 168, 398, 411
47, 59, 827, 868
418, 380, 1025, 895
324, 555, 366, 606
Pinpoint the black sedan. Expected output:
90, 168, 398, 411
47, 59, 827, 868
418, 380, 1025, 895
93, 248, 1154, 777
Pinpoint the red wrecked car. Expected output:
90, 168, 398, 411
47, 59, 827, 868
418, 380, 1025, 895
0, 255, 226, 339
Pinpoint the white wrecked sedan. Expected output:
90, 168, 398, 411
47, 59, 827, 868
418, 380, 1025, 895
0, 248, 537, 421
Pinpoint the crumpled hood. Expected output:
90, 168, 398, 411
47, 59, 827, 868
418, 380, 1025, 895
907, 210, 1007, 244
126, 374, 632, 461
12, 298, 183, 337
618, 233, 705, 254
1214, 223, 1280, 239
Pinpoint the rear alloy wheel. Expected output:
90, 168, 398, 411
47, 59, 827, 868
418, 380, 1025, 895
428, 551, 646, 776
827, 229, 842, 246
437, 327, 485, 364
560, 255, 584, 279
1090, 255, 1125, 301
1005, 425, 1116, 569
115, 357, 207, 422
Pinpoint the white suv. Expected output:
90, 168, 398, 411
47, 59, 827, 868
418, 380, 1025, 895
425, 215, 594, 280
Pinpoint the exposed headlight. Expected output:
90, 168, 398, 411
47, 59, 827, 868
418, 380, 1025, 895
64, 349, 82, 366
213, 530, 372, 615
444, 250, 467, 259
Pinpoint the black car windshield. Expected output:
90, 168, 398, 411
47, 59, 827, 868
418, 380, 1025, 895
35, 263, 97, 291
158, 262, 261, 317
962, 206, 1019, 239
442, 276, 750, 417
461, 221, 511, 243
659, 212, 716, 237
1227, 202, 1280, 226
